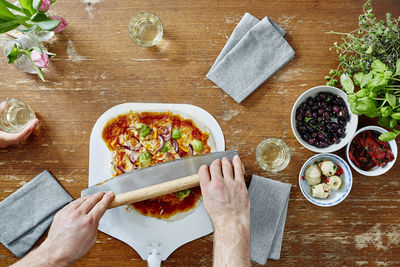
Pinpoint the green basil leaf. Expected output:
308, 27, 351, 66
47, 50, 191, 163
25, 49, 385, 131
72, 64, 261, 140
361, 72, 373, 89
355, 89, 368, 98
378, 117, 391, 128
378, 132, 398, 142
353, 72, 364, 86
371, 59, 388, 74
18, 0, 35, 16
367, 75, 388, 92
395, 58, 400, 77
340, 73, 354, 93
389, 118, 397, 128
386, 92, 397, 107
381, 106, 393, 118
391, 112, 400, 120
347, 94, 358, 104
354, 97, 377, 115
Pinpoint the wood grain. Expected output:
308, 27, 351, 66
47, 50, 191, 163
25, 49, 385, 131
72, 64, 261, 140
1, 0, 400, 266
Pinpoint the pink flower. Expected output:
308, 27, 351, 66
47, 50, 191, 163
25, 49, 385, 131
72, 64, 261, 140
38, 0, 51, 12
31, 50, 49, 69
51, 16, 68, 33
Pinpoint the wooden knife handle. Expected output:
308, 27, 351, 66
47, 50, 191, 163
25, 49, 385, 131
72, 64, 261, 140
108, 174, 200, 209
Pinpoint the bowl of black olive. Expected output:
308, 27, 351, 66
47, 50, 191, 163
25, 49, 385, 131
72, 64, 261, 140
291, 85, 358, 153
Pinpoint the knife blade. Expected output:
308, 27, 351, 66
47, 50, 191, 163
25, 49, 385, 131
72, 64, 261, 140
81, 150, 238, 197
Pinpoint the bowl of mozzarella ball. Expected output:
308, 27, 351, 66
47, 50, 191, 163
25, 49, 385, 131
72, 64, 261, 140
299, 154, 353, 207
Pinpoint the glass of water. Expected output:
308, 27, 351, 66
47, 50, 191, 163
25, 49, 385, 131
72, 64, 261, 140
256, 138, 291, 172
128, 12, 163, 47
0, 98, 36, 133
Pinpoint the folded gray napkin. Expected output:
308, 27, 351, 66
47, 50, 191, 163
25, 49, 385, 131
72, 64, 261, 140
206, 13, 295, 103
0, 170, 72, 257
249, 174, 291, 265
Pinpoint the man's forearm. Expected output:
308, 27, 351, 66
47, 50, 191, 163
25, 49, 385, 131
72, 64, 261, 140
11, 242, 69, 267
213, 219, 250, 267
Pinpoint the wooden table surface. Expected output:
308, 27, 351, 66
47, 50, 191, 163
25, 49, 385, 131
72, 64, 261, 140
1, 0, 400, 266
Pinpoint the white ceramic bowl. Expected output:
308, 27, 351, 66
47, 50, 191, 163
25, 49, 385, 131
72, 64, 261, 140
291, 85, 358, 153
346, 126, 398, 176
299, 154, 353, 207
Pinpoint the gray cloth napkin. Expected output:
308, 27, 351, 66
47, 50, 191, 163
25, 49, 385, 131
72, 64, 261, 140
206, 13, 295, 103
0, 170, 72, 257
249, 174, 291, 265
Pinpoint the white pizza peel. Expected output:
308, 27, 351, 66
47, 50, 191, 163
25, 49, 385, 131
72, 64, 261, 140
85, 103, 226, 266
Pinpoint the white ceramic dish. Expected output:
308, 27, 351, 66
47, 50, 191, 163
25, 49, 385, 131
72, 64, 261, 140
290, 85, 358, 153
299, 154, 352, 207
88, 103, 225, 266
346, 126, 398, 176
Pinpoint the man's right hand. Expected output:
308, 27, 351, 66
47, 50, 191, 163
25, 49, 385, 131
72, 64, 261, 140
198, 155, 250, 267
199, 155, 250, 230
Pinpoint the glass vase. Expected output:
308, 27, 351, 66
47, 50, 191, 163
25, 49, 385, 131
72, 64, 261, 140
2, 37, 38, 74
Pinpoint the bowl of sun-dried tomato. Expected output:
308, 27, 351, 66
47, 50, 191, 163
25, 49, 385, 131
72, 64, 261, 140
346, 126, 397, 176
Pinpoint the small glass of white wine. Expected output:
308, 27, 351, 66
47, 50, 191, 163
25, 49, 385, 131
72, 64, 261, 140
129, 12, 163, 47
256, 138, 291, 172
0, 98, 36, 133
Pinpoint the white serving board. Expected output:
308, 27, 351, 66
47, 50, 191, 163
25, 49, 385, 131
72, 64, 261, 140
88, 103, 225, 263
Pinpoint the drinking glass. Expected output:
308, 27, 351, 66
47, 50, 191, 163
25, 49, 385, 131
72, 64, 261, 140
0, 98, 36, 133
256, 138, 291, 172
128, 12, 163, 47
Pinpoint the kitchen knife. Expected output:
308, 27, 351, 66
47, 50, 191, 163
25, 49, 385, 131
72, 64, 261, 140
81, 150, 238, 208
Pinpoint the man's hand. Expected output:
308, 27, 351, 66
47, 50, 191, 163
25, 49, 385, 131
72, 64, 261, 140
199, 155, 250, 267
12, 191, 115, 267
0, 119, 39, 148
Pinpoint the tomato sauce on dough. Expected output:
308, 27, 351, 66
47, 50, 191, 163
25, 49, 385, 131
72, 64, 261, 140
102, 111, 211, 219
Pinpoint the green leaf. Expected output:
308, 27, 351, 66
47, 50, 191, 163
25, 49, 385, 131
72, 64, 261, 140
395, 58, 400, 77
0, 20, 20, 34
361, 72, 373, 89
353, 72, 364, 86
389, 118, 397, 128
365, 46, 373, 54
18, 0, 35, 16
0, 4, 17, 20
355, 89, 368, 98
367, 75, 388, 92
0, 0, 24, 14
37, 17, 60, 31
386, 92, 397, 108
354, 97, 377, 116
391, 112, 400, 120
6, 44, 20, 63
32, 0, 41, 10
371, 59, 388, 73
379, 132, 398, 141
379, 117, 391, 128
381, 105, 393, 118
340, 73, 355, 93
32, 63, 45, 81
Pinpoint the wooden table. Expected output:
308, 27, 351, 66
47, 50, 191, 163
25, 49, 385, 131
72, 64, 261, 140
1, 0, 400, 266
